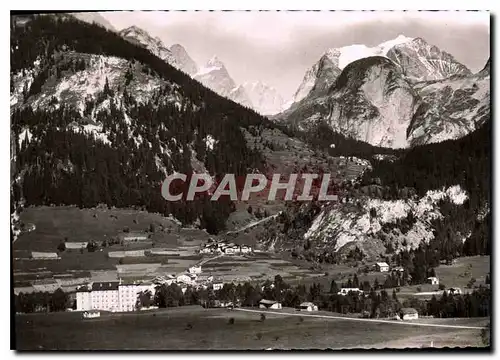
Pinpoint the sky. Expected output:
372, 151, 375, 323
102, 11, 490, 100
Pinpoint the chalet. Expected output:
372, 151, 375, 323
213, 282, 224, 291
189, 265, 202, 274
224, 246, 238, 255
375, 262, 390, 272
427, 276, 439, 285
400, 308, 418, 320
337, 288, 363, 296
259, 299, 282, 309
240, 245, 252, 254
298, 302, 318, 311
177, 273, 196, 285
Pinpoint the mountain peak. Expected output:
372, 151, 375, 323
120, 25, 149, 37
207, 55, 224, 68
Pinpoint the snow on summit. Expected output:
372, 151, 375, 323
326, 34, 414, 69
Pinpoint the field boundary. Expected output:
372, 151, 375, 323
234, 308, 486, 330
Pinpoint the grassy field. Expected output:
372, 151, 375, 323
13, 206, 207, 287
14, 306, 488, 350
201, 254, 325, 283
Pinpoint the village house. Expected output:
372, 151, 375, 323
375, 262, 390, 272
240, 245, 252, 254
188, 265, 202, 274
298, 302, 318, 311
400, 308, 419, 320
259, 299, 282, 309
212, 282, 224, 291
337, 288, 363, 296
427, 276, 439, 285
177, 273, 197, 285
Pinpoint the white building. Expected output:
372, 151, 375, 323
224, 247, 236, 254
189, 265, 202, 274
298, 302, 318, 311
213, 282, 224, 291
240, 245, 252, 254
177, 273, 197, 285
118, 282, 155, 312
376, 262, 390, 272
259, 299, 282, 309
89, 281, 121, 312
337, 288, 363, 296
427, 276, 439, 285
76, 281, 156, 312
65, 242, 88, 249
76, 285, 92, 311
400, 308, 418, 320
121, 233, 148, 242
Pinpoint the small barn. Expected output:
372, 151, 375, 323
298, 302, 318, 311
400, 308, 418, 320
376, 262, 390, 272
259, 299, 282, 309
188, 265, 202, 274
427, 276, 439, 285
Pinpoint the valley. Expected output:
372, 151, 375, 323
10, 11, 491, 351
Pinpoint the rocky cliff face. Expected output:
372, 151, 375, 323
243, 81, 285, 115
278, 38, 488, 149
326, 57, 417, 148
387, 37, 472, 82
169, 44, 198, 76
407, 72, 490, 146
194, 56, 241, 101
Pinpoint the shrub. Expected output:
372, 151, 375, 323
57, 242, 66, 252
228, 317, 235, 325
260, 313, 266, 322
123, 226, 130, 233
467, 278, 476, 289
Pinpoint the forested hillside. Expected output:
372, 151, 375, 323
10, 14, 276, 233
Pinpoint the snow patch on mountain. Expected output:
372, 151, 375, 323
325, 35, 414, 70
